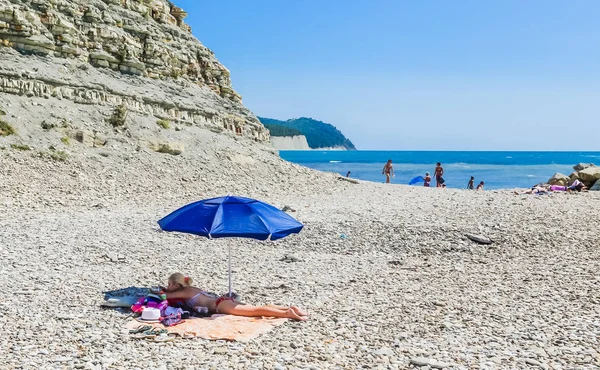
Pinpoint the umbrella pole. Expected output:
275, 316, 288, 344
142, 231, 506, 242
228, 244, 232, 297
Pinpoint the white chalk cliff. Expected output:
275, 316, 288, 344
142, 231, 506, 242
270, 135, 310, 150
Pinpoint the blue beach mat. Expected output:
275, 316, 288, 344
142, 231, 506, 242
409, 176, 425, 185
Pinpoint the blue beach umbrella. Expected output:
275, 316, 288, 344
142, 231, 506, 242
158, 195, 304, 296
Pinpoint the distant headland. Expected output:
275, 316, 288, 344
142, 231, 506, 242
259, 117, 356, 150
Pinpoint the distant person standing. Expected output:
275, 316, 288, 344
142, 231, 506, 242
476, 181, 485, 190
434, 162, 444, 187
424, 172, 431, 187
346, 171, 351, 178
382, 159, 394, 183
467, 176, 475, 190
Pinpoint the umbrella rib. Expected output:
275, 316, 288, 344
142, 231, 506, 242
249, 205, 272, 238
210, 199, 226, 236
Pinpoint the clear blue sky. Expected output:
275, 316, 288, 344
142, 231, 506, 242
173, 0, 599, 150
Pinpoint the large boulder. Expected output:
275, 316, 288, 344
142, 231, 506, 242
573, 163, 595, 172
157, 142, 184, 156
145, 140, 184, 155
577, 167, 600, 185
591, 179, 600, 191
568, 172, 579, 186
548, 173, 569, 186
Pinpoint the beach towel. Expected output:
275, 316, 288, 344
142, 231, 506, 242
409, 176, 424, 185
125, 314, 288, 342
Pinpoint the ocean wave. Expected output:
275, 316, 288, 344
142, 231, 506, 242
449, 162, 471, 168
329, 160, 342, 163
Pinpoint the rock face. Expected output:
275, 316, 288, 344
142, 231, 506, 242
0, 0, 268, 141
270, 135, 310, 150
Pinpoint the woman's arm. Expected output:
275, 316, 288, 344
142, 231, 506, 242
164, 289, 191, 300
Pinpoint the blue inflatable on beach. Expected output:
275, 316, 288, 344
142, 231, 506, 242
408, 176, 424, 185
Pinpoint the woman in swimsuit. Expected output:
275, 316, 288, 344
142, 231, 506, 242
161, 273, 308, 321
423, 173, 431, 187
382, 159, 394, 183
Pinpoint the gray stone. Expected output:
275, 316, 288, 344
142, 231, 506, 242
213, 347, 228, 355
410, 357, 451, 369
374, 347, 395, 356
547, 173, 569, 186
573, 163, 595, 172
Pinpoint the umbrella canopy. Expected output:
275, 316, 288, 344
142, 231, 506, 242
158, 195, 303, 240
157, 195, 304, 296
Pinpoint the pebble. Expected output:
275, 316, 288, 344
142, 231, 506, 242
410, 358, 451, 369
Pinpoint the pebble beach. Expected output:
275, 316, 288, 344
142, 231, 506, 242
1, 131, 599, 370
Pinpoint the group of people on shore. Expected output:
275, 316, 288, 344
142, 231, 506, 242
381, 160, 485, 189
514, 179, 587, 195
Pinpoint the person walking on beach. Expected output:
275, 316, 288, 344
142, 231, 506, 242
476, 181, 485, 190
467, 176, 475, 189
382, 159, 394, 183
424, 172, 431, 187
434, 162, 444, 187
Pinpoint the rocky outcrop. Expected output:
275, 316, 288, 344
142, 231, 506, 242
559, 164, 600, 190
0, 0, 268, 141
547, 173, 569, 186
577, 167, 600, 184
270, 135, 310, 150
573, 163, 595, 172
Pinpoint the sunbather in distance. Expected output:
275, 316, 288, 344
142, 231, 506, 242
161, 273, 307, 321
568, 179, 587, 192
514, 185, 549, 195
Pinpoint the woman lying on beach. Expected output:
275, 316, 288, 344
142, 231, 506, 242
160, 273, 308, 321
514, 185, 549, 195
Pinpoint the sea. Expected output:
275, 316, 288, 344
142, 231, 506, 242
279, 151, 600, 190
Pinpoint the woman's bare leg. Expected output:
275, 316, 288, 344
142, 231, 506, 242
218, 301, 306, 321
266, 304, 308, 316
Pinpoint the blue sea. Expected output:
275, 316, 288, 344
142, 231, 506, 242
279, 151, 600, 190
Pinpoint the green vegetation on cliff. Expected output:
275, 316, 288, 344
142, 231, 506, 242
263, 124, 303, 137
259, 117, 356, 150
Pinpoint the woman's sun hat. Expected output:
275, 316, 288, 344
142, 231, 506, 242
137, 307, 161, 323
